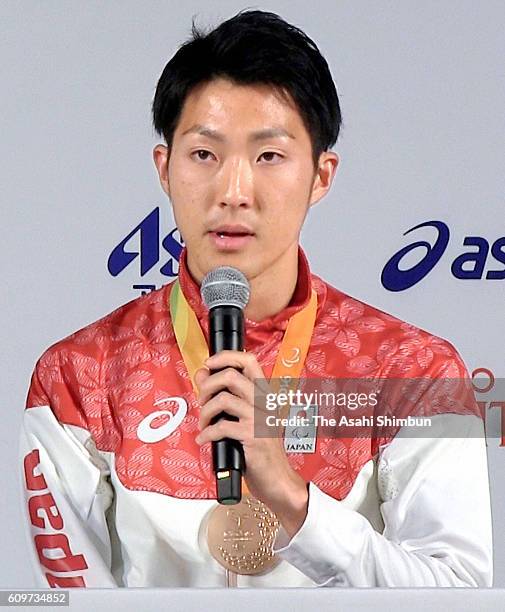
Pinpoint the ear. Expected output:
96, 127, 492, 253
309, 151, 339, 207
152, 144, 171, 198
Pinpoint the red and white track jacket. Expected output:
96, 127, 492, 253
20, 247, 493, 588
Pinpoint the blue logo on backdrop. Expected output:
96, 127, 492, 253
381, 220, 505, 291
108, 207, 184, 294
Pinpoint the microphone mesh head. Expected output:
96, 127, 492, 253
200, 266, 250, 310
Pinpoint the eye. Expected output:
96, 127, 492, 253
258, 151, 283, 163
191, 149, 216, 162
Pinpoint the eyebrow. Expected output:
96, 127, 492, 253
181, 124, 295, 142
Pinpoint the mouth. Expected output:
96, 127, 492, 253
207, 226, 255, 251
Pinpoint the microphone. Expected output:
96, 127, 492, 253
200, 266, 250, 505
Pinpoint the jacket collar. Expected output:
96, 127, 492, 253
177, 245, 317, 334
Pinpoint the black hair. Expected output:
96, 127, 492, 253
152, 9, 342, 167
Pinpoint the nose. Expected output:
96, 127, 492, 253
217, 156, 253, 208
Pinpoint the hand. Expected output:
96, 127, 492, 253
194, 350, 309, 537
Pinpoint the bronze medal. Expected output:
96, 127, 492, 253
206, 495, 281, 575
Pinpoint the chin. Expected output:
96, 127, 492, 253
213, 255, 255, 277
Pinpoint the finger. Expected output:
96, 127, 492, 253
195, 419, 246, 446
197, 367, 253, 405
199, 391, 251, 430
205, 350, 264, 382
194, 367, 211, 398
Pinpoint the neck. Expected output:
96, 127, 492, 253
243, 246, 300, 322
187, 244, 300, 322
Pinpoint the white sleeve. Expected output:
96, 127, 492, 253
273, 413, 493, 587
20, 404, 119, 588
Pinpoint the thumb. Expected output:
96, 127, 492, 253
193, 367, 210, 393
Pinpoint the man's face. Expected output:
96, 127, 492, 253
153, 77, 337, 283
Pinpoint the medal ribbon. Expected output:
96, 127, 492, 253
169, 278, 318, 494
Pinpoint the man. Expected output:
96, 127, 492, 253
20, 10, 492, 588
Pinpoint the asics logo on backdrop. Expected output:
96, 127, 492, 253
108, 207, 183, 278
382, 220, 505, 291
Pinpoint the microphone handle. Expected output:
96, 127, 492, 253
209, 306, 246, 505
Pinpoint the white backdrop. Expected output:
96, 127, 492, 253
2, 0, 504, 588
